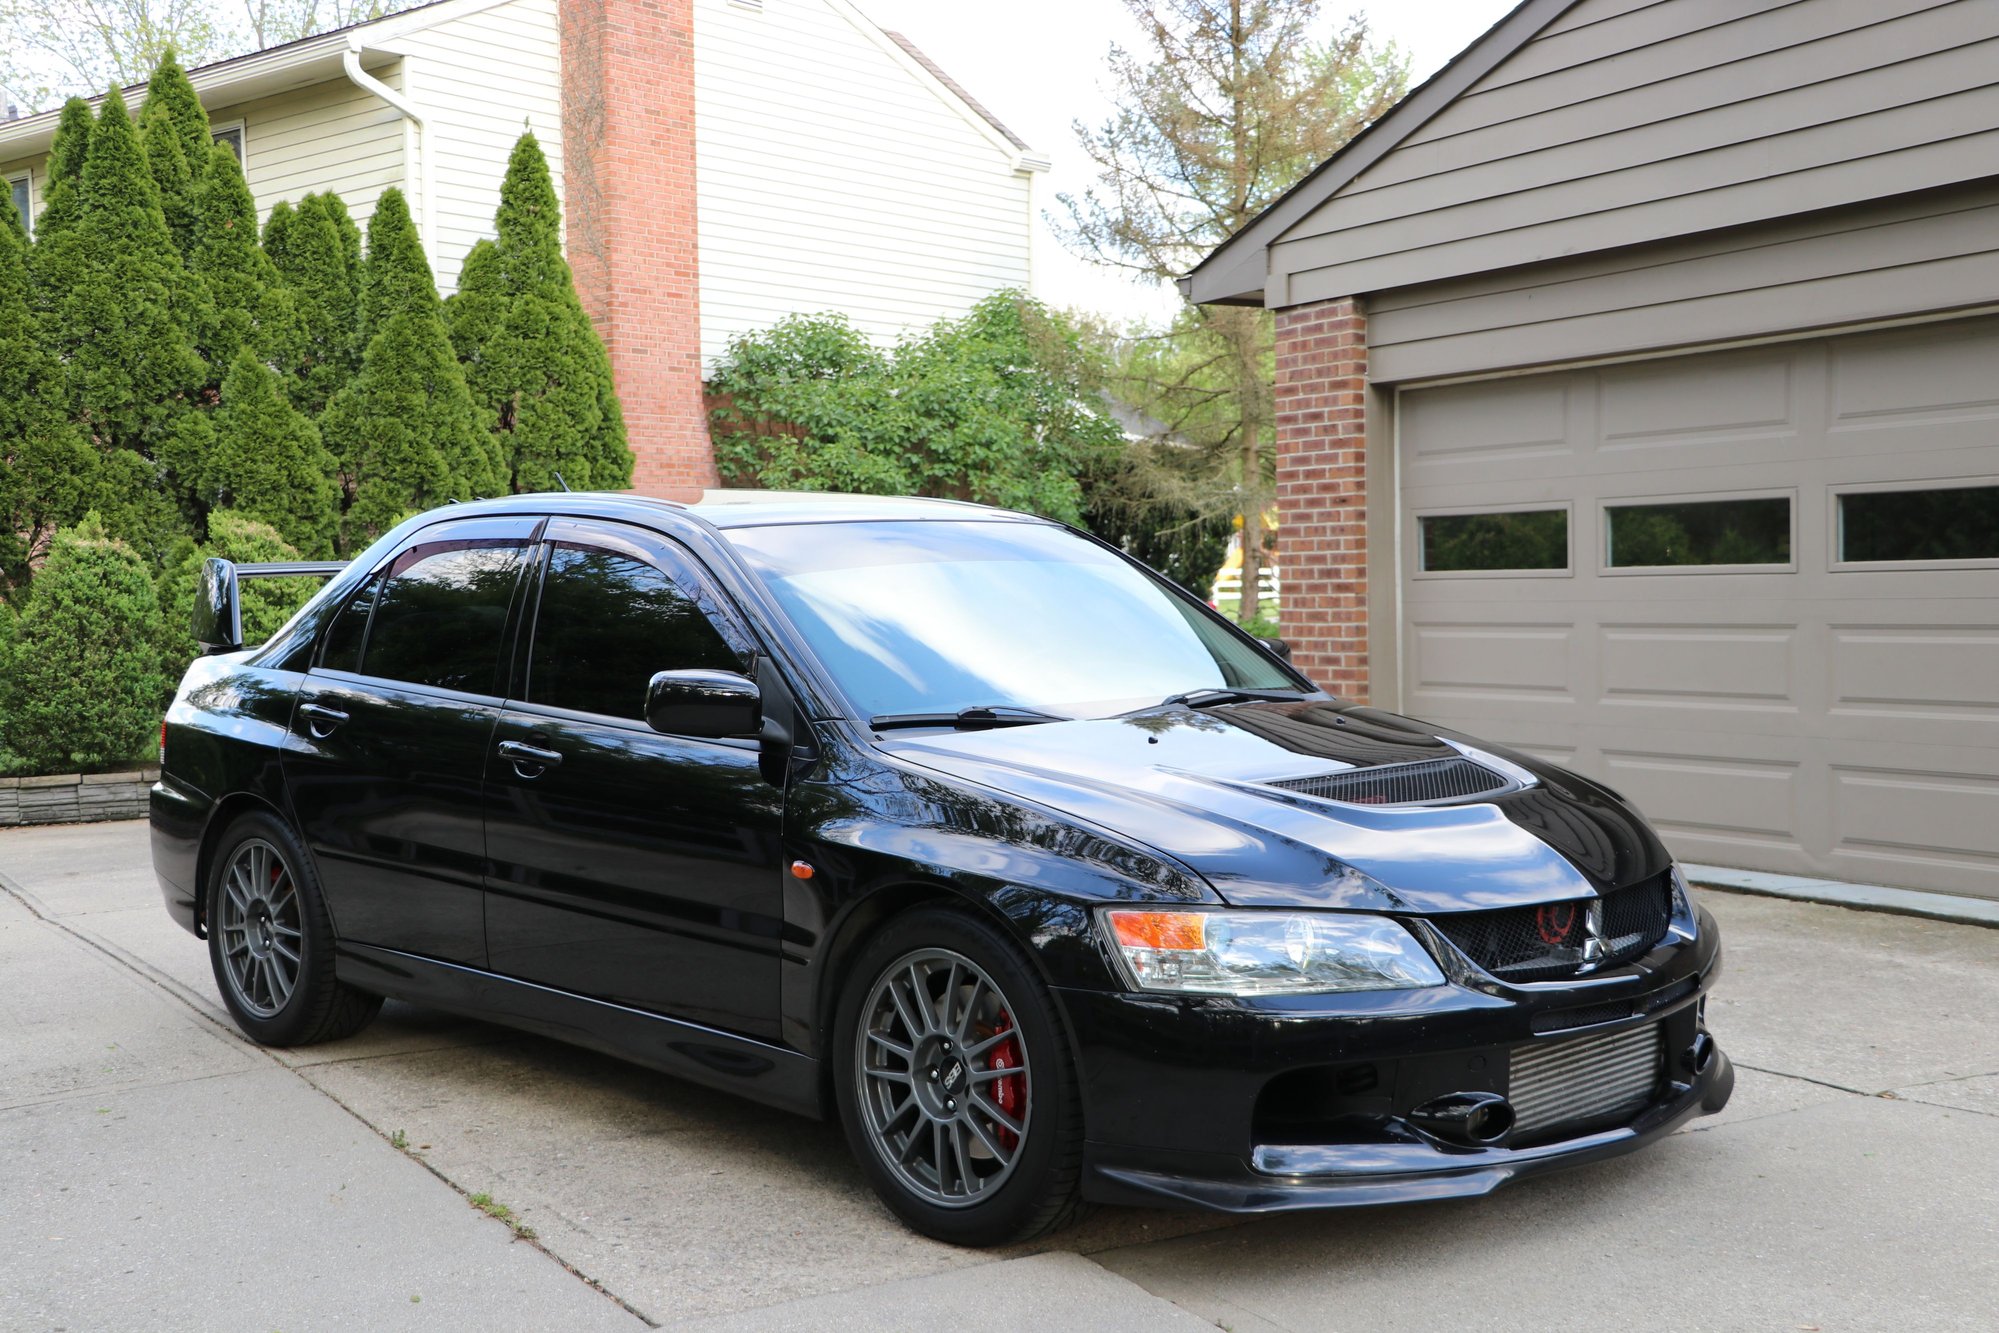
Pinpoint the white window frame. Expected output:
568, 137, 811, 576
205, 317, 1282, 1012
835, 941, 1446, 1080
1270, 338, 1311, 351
6, 172, 29, 236
210, 120, 247, 167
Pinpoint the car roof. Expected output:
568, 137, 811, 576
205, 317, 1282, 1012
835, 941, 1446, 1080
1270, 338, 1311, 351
437, 488, 1047, 532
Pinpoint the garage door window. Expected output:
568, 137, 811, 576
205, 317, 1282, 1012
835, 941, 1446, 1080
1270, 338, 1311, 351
1419, 509, 1567, 573
1606, 496, 1790, 569
1837, 484, 1999, 564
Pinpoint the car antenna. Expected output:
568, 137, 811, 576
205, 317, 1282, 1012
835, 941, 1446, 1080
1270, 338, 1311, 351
554, 471, 571, 492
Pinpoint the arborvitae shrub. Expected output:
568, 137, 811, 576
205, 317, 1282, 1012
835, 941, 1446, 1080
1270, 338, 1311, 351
447, 131, 631, 492
209, 348, 339, 557
157, 511, 320, 681
137, 51, 213, 262
189, 142, 300, 375
0, 515, 168, 774
268, 192, 360, 415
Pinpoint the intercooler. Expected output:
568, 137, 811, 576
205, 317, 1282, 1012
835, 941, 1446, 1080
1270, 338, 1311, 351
1508, 1022, 1665, 1143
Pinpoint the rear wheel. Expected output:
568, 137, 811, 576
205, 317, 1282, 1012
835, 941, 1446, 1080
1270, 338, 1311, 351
206, 811, 380, 1046
834, 908, 1087, 1245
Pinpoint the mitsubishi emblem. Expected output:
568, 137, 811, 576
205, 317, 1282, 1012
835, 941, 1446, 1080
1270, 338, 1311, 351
1579, 899, 1608, 969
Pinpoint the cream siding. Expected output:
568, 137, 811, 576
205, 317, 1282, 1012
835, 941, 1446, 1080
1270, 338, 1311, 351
372, 0, 564, 293
234, 62, 409, 237
693, 0, 1035, 364
1267, 0, 1999, 305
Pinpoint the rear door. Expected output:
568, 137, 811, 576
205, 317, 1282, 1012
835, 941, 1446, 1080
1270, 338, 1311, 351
481, 518, 786, 1038
285, 515, 540, 965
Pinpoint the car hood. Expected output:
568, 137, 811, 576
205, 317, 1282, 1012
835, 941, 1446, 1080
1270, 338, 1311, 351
878, 701, 1671, 914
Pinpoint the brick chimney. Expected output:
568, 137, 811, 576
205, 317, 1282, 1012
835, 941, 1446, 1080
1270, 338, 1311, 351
560, 0, 716, 495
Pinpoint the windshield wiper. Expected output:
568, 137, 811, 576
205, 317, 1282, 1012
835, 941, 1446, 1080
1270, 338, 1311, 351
869, 705, 1071, 732
1157, 687, 1310, 709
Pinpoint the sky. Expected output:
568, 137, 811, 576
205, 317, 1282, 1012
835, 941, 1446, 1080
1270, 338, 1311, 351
854, 0, 1521, 325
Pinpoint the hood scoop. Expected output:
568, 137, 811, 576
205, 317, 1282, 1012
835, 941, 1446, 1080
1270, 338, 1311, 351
1264, 755, 1518, 808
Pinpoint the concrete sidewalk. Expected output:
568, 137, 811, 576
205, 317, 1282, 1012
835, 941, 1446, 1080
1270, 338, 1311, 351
4, 819, 1998, 1330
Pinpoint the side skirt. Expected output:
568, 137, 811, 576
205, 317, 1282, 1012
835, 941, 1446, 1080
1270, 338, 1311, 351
335, 942, 826, 1119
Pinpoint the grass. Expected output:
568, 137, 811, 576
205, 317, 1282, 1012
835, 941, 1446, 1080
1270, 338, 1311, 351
467, 1191, 536, 1240
1212, 598, 1282, 641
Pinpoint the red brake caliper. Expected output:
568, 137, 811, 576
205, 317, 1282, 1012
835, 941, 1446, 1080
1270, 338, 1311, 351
990, 1011, 1024, 1151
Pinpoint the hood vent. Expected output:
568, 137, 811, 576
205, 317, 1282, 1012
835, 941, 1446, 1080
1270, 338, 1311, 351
1267, 755, 1513, 807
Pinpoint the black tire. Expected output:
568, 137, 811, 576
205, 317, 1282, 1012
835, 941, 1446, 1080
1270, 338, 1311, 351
205, 810, 381, 1046
833, 906, 1089, 1246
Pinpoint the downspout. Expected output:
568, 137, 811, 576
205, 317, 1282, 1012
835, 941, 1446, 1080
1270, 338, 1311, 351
341, 34, 437, 273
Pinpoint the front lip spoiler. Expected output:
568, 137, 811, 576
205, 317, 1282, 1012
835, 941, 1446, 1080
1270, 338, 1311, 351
1082, 1048, 1734, 1214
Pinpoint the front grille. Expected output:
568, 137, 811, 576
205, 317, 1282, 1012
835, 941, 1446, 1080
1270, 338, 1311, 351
1267, 756, 1512, 807
1509, 1022, 1665, 1143
1431, 875, 1672, 983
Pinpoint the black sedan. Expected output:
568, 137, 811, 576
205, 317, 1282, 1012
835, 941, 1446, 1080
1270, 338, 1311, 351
153, 491, 1732, 1246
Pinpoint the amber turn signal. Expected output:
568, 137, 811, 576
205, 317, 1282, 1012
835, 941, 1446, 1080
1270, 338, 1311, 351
789, 860, 815, 880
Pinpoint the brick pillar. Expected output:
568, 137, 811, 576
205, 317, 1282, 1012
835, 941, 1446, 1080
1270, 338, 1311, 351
560, 0, 716, 495
1274, 297, 1370, 701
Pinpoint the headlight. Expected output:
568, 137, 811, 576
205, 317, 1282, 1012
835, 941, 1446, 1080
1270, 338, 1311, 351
1670, 865, 1699, 929
1100, 908, 1445, 996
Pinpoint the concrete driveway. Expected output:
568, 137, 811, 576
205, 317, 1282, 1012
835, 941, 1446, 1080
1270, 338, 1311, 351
3, 820, 1995, 1331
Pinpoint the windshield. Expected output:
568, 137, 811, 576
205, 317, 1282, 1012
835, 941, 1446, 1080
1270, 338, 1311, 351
725, 519, 1297, 720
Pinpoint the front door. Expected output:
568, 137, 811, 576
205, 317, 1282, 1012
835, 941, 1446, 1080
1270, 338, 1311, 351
482, 519, 785, 1039
285, 515, 539, 966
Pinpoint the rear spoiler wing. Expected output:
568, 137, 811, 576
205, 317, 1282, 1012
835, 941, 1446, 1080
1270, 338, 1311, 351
192, 558, 350, 655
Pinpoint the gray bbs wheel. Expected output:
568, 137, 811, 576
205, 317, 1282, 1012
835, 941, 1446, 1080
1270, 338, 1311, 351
854, 947, 1032, 1208
834, 908, 1086, 1246
215, 837, 302, 1019
206, 811, 381, 1046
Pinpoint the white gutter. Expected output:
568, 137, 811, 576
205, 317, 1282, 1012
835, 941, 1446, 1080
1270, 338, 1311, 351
341, 33, 436, 273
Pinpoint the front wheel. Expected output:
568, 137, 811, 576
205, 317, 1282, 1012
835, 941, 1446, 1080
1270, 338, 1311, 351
206, 811, 381, 1046
834, 908, 1087, 1245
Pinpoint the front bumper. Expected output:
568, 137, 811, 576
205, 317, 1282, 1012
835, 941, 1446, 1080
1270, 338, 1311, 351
1060, 909, 1730, 1214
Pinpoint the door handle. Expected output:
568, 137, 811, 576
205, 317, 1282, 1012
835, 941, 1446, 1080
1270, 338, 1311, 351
498, 739, 564, 774
299, 702, 349, 737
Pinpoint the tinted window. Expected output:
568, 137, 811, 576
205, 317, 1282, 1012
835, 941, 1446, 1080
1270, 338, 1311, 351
320, 573, 381, 674
528, 543, 743, 721
726, 519, 1292, 719
360, 539, 526, 693
1839, 485, 1999, 563
1420, 510, 1567, 572
1607, 497, 1790, 568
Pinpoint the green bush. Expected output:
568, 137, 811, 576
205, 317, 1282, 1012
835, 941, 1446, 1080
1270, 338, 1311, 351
710, 292, 1123, 524
157, 511, 320, 683
0, 515, 168, 774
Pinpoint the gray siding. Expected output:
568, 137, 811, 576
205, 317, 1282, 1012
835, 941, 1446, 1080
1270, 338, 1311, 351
1368, 182, 1999, 382
1269, 0, 1999, 307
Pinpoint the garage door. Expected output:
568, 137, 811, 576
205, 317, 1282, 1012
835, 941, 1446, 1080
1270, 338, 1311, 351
1397, 318, 1999, 900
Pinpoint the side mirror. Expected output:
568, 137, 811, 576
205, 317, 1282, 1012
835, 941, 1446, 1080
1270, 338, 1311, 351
645, 669, 762, 739
191, 557, 243, 655
1258, 635, 1293, 663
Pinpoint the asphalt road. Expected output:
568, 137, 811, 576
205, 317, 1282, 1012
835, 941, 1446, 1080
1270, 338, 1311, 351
2, 819, 1995, 1331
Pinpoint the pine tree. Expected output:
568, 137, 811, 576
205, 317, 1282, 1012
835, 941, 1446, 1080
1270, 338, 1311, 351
0, 514, 168, 774
137, 51, 213, 262
209, 348, 338, 557
320, 187, 500, 552
189, 141, 300, 375
37, 87, 206, 477
267, 192, 361, 414
0, 183, 94, 593
447, 131, 632, 493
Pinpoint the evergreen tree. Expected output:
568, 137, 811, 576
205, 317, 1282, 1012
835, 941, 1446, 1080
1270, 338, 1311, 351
321, 187, 499, 551
208, 348, 338, 556
158, 514, 320, 685
447, 131, 631, 493
36, 88, 206, 517
25, 98, 94, 314
137, 50, 213, 262
0, 514, 168, 774
189, 141, 300, 374
0, 183, 94, 593
268, 191, 361, 414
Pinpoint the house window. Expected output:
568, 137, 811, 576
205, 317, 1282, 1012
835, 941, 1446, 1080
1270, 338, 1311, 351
6, 174, 28, 234
211, 123, 245, 164
1838, 483, 1999, 563
1419, 509, 1567, 573
1606, 496, 1790, 568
